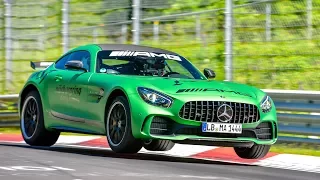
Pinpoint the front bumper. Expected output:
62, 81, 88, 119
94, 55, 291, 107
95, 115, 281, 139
129, 93, 278, 146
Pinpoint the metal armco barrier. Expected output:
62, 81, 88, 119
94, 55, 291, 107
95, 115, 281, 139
263, 89, 320, 143
1, 90, 320, 143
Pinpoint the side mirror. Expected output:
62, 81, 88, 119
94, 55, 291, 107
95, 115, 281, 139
65, 60, 87, 72
204, 68, 216, 79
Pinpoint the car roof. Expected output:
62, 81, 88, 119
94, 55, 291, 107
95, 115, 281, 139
96, 44, 179, 55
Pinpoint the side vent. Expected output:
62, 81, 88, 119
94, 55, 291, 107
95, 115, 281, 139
150, 117, 174, 135
255, 122, 272, 140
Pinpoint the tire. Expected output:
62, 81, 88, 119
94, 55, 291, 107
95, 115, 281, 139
20, 91, 60, 146
234, 144, 271, 159
106, 96, 142, 153
143, 139, 175, 151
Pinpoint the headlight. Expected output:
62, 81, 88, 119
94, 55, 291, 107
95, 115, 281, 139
260, 95, 272, 113
137, 87, 173, 108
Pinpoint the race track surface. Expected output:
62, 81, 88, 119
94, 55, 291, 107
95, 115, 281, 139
0, 143, 318, 180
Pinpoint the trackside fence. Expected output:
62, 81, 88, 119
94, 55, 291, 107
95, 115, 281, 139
0, 90, 320, 144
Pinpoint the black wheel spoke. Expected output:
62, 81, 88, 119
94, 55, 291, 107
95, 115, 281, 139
120, 113, 125, 120
110, 128, 116, 139
26, 102, 30, 112
26, 120, 33, 136
110, 125, 117, 133
32, 101, 37, 113
26, 104, 33, 115
24, 116, 31, 122
120, 126, 125, 134
24, 120, 31, 130
27, 122, 34, 136
114, 107, 119, 118
114, 130, 119, 143
116, 106, 122, 118
25, 113, 31, 119
30, 101, 34, 112
121, 121, 126, 126
111, 111, 117, 121
28, 102, 33, 114
116, 130, 121, 143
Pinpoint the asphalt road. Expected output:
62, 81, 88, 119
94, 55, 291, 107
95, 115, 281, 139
0, 143, 318, 180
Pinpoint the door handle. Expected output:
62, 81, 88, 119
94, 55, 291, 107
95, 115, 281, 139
54, 75, 62, 81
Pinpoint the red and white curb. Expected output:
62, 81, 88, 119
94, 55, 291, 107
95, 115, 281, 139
1, 134, 319, 174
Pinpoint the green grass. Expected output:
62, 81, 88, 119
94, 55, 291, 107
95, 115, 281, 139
0, 127, 90, 136
270, 143, 320, 157
1, 127, 320, 156
0, 127, 21, 133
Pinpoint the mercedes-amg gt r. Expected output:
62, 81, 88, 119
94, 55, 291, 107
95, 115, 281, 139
19, 44, 277, 159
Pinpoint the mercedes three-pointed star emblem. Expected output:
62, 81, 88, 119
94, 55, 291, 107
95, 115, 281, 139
217, 104, 233, 122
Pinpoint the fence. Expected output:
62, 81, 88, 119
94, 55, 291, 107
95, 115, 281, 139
0, 0, 319, 94
1, 90, 320, 143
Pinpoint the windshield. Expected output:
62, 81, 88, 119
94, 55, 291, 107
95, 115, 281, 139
96, 50, 205, 79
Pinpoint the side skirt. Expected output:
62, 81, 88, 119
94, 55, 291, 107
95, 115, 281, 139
51, 126, 104, 136
49, 111, 105, 135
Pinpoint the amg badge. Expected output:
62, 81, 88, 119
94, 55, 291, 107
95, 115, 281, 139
176, 88, 253, 97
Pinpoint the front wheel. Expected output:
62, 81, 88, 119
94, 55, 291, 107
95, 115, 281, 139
234, 144, 271, 159
20, 91, 60, 146
106, 96, 142, 153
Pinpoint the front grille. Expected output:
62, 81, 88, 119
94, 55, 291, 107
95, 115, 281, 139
179, 101, 260, 123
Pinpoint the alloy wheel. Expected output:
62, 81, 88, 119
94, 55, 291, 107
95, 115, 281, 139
107, 102, 127, 146
21, 96, 39, 139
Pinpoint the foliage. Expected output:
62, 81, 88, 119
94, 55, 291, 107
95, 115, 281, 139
0, 0, 319, 94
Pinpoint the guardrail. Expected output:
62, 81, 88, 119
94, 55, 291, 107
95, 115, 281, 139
263, 89, 320, 143
1, 90, 320, 143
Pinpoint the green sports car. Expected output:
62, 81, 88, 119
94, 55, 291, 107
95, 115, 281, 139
18, 44, 277, 159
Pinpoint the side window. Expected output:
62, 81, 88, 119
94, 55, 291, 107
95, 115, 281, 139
69, 51, 91, 71
55, 54, 72, 70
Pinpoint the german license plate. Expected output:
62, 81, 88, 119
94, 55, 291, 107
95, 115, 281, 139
202, 122, 242, 134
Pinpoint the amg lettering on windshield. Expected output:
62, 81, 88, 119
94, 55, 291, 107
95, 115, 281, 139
109, 51, 182, 61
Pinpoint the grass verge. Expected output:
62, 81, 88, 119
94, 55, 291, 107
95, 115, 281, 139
270, 142, 320, 157
1, 127, 320, 156
0, 127, 90, 136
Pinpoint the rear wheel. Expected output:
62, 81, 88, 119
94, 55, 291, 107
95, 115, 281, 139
234, 144, 270, 159
143, 139, 175, 151
106, 96, 142, 153
20, 91, 60, 146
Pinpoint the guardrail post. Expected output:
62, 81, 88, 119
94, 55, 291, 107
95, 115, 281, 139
121, 24, 127, 43
307, 0, 312, 39
37, 35, 44, 61
4, 0, 12, 93
62, 0, 69, 53
196, 15, 201, 40
40, 2, 47, 62
225, 0, 233, 81
265, 2, 271, 41
153, 20, 159, 42
132, 0, 140, 45
93, 27, 97, 43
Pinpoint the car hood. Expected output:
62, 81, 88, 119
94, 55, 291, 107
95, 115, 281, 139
130, 77, 258, 99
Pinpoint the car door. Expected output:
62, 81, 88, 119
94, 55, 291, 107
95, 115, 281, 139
44, 51, 92, 128
44, 53, 72, 118
63, 50, 93, 122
